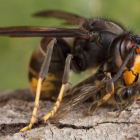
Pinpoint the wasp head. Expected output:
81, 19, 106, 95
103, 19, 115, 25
111, 33, 140, 85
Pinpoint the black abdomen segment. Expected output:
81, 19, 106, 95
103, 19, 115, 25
29, 37, 71, 99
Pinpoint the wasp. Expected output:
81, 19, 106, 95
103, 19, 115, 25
0, 10, 140, 132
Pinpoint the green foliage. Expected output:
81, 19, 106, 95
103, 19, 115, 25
0, 0, 140, 89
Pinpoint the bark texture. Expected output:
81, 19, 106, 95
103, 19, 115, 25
0, 89, 140, 140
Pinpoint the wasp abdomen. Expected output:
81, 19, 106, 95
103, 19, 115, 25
29, 38, 71, 99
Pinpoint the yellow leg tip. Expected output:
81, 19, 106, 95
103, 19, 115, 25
42, 114, 51, 123
19, 126, 31, 132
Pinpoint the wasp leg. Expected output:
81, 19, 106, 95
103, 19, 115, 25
42, 54, 72, 122
20, 39, 56, 132
114, 93, 123, 111
98, 73, 114, 106
115, 98, 135, 117
84, 73, 114, 116
120, 98, 135, 112
87, 91, 101, 116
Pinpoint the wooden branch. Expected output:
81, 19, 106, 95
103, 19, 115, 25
0, 89, 140, 140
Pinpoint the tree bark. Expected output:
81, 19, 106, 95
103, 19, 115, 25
0, 89, 140, 140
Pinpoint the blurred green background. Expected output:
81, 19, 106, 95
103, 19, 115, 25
0, 0, 140, 89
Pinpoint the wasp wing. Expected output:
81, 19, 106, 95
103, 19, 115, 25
0, 26, 89, 38
50, 83, 105, 122
33, 10, 87, 26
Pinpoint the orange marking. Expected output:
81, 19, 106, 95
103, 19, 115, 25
30, 77, 38, 88
46, 74, 60, 81
123, 71, 135, 85
30, 77, 60, 90
123, 55, 140, 85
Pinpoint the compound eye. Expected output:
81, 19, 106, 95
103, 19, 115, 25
122, 88, 133, 100
120, 37, 135, 68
